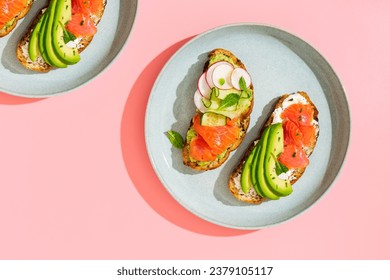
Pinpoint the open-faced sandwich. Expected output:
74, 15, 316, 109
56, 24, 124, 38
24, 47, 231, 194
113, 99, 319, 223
182, 48, 254, 170
16, 0, 106, 72
229, 91, 319, 203
0, 0, 34, 37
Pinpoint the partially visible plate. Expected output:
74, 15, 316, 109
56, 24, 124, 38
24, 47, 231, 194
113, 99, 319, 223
0, 0, 137, 97
145, 23, 350, 229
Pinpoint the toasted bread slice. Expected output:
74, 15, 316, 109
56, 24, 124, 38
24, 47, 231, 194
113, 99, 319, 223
229, 91, 319, 204
182, 48, 254, 171
0, 0, 34, 37
16, 0, 107, 72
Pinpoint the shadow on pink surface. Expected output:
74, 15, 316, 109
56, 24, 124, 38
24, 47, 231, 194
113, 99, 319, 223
121, 37, 254, 236
0, 91, 45, 105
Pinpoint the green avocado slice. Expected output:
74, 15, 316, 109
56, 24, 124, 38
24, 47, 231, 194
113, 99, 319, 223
29, 14, 45, 62
254, 127, 280, 200
38, 12, 53, 66
250, 137, 265, 198
43, 0, 68, 68
264, 123, 292, 196
241, 144, 257, 194
52, 0, 80, 65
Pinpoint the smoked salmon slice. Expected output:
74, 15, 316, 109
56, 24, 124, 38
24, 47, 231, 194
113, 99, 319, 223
66, 0, 104, 37
283, 119, 303, 147
278, 103, 316, 169
281, 103, 314, 127
299, 125, 316, 147
0, 0, 28, 27
189, 136, 218, 162
66, 12, 97, 37
71, 0, 103, 15
192, 113, 240, 156
278, 144, 309, 169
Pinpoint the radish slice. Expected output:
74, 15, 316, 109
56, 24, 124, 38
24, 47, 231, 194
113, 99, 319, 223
194, 90, 208, 113
197, 72, 211, 98
231, 67, 252, 90
206, 61, 233, 88
212, 63, 234, 90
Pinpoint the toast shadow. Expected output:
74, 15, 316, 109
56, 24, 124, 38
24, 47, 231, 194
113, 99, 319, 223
168, 51, 208, 175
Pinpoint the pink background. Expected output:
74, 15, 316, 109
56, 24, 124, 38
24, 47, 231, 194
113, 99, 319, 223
0, 0, 389, 259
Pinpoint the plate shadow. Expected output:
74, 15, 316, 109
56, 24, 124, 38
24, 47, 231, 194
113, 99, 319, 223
120, 37, 255, 236
0, 91, 45, 105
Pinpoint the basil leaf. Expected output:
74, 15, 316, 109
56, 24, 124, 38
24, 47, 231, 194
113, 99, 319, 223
218, 93, 240, 110
239, 76, 252, 98
271, 153, 289, 175
239, 76, 248, 91
63, 29, 77, 44
275, 161, 289, 176
60, 22, 77, 44
166, 130, 184, 149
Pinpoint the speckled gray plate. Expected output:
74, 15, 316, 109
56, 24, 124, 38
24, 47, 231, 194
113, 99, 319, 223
145, 23, 350, 229
0, 0, 137, 97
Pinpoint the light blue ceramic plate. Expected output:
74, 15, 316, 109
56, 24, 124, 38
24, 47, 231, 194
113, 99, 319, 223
145, 23, 350, 229
0, 0, 137, 97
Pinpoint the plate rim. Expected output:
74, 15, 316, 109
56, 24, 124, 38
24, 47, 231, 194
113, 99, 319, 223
145, 22, 351, 229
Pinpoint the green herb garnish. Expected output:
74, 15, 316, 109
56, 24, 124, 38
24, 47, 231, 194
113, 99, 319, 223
272, 153, 289, 175
166, 130, 184, 149
218, 93, 240, 110
61, 22, 77, 44
239, 77, 252, 98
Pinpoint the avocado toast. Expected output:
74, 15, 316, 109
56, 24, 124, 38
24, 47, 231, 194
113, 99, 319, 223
182, 48, 254, 170
16, 0, 107, 72
229, 92, 319, 204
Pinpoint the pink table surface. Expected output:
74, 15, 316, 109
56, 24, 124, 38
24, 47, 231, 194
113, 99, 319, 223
0, 0, 389, 259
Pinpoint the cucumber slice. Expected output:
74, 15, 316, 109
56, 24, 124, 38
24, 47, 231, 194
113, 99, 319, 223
201, 97, 212, 108
210, 87, 220, 99
200, 112, 227, 127
218, 88, 241, 99
201, 87, 220, 109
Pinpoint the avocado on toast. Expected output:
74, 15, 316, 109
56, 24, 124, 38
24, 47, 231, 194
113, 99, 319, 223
16, 0, 107, 72
182, 48, 255, 171
229, 92, 319, 204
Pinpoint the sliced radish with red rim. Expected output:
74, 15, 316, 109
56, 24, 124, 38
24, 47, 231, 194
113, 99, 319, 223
193, 90, 208, 113
206, 61, 233, 88
197, 72, 211, 98
231, 67, 252, 90
212, 63, 234, 90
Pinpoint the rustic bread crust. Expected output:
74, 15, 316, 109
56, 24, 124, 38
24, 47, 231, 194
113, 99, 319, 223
16, 0, 107, 72
182, 48, 254, 171
229, 91, 319, 204
0, 0, 34, 37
